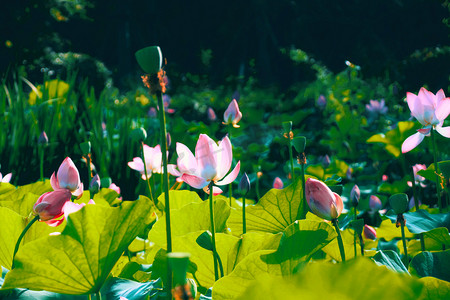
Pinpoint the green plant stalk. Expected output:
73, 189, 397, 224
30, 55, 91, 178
228, 125, 233, 207
242, 194, 246, 234
156, 92, 172, 253
39, 145, 44, 182
208, 181, 219, 281
332, 218, 346, 262
256, 175, 261, 200
96, 292, 102, 300
288, 135, 295, 182
410, 168, 426, 251
431, 129, 442, 212
299, 159, 307, 219
353, 207, 357, 258
358, 234, 364, 256
141, 141, 155, 204
400, 218, 408, 268
215, 251, 224, 278
12, 215, 39, 269
156, 91, 173, 297
87, 154, 92, 187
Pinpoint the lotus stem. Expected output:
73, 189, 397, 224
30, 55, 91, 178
332, 218, 346, 262
400, 216, 409, 268
242, 194, 246, 234
39, 145, 44, 182
156, 92, 172, 253
431, 129, 442, 212
208, 182, 219, 281
288, 135, 295, 182
12, 215, 39, 269
141, 141, 155, 204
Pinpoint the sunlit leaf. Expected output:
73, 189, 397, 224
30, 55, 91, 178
227, 178, 308, 236
372, 250, 408, 274
2, 196, 154, 294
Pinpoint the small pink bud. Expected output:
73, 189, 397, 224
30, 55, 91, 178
305, 178, 343, 220
273, 177, 284, 189
363, 224, 377, 240
223, 99, 242, 128
33, 190, 72, 221
38, 131, 49, 145
207, 107, 217, 121
350, 184, 360, 207
316, 94, 326, 108
369, 195, 383, 211
382, 174, 388, 181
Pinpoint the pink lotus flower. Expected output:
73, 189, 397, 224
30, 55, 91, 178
128, 144, 177, 180
366, 99, 388, 115
174, 134, 240, 195
47, 199, 96, 227
305, 178, 343, 220
401, 88, 450, 153
407, 164, 427, 187
33, 189, 72, 225
50, 157, 83, 196
273, 177, 284, 189
223, 99, 242, 128
363, 224, 377, 240
0, 172, 12, 183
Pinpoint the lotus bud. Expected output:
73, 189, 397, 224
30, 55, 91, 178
363, 224, 377, 240
207, 107, 217, 121
305, 178, 343, 220
89, 174, 101, 194
273, 177, 284, 189
33, 190, 72, 221
322, 155, 331, 168
223, 99, 242, 128
51, 157, 82, 193
38, 131, 49, 145
238, 173, 251, 195
350, 184, 360, 207
316, 94, 326, 109
369, 195, 383, 211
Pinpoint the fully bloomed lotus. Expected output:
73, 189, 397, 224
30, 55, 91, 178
128, 144, 177, 180
50, 157, 83, 197
401, 88, 450, 153
175, 134, 240, 195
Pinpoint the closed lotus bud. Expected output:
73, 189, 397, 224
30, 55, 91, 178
350, 184, 360, 207
322, 155, 331, 168
207, 107, 217, 121
238, 173, 251, 195
223, 99, 242, 128
273, 177, 284, 189
316, 94, 326, 108
89, 174, 101, 194
363, 224, 377, 240
33, 190, 72, 221
369, 195, 383, 211
38, 131, 49, 145
305, 178, 343, 220
51, 157, 82, 193
166, 132, 172, 147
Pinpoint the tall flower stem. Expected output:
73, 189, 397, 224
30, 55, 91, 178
208, 182, 219, 281
431, 129, 442, 212
353, 207, 357, 258
288, 134, 295, 182
298, 153, 308, 220
255, 174, 261, 200
228, 125, 233, 207
358, 234, 364, 256
156, 92, 172, 253
332, 218, 346, 262
12, 215, 39, 269
156, 91, 173, 298
141, 141, 155, 204
411, 167, 425, 251
242, 194, 247, 234
400, 215, 409, 268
